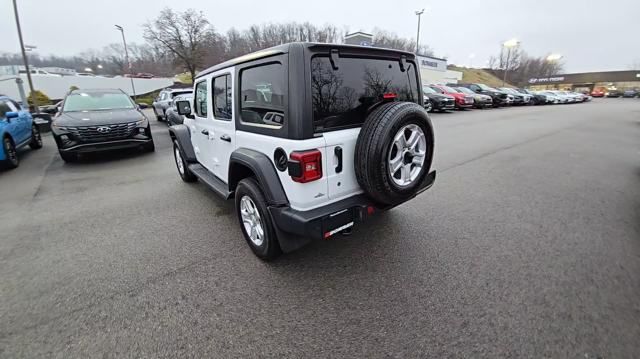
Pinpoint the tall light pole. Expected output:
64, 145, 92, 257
12, 0, 38, 110
502, 38, 519, 86
115, 24, 136, 100
415, 9, 425, 54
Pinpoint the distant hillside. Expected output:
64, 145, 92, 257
448, 66, 514, 88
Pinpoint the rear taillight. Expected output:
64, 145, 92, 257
289, 149, 322, 183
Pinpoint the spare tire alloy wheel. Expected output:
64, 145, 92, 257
388, 124, 427, 187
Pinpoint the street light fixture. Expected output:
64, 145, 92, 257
115, 24, 136, 99
415, 9, 425, 54
502, 38, 520, 86
11, 0, 38, 110
546, 53, 563, 61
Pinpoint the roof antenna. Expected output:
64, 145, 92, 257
330, 49, 339, 70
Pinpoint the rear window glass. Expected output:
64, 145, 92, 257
311, 56, 419, 132
240, 63, 285, 128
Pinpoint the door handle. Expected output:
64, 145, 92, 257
334, 146, 343, 173
201, 129, 209, 135
220, 134, 231, 142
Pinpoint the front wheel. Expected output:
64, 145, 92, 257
235, 178, 281, 260
2, 137, 19, 169
59, 151, 77, 163
29, 124, 43, 149
173, 141, 196, 182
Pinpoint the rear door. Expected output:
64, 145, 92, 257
209, 73, 235, 182
191, 79, 217, 172
310, 54, 421, 201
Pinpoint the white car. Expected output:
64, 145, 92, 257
170, 43, 436, 260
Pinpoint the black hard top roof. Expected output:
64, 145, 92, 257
196, 42, 416, 79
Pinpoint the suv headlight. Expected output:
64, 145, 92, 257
135, 118, 148, 127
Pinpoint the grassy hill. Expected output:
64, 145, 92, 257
449, 66, 514, 88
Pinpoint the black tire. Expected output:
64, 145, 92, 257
153, 107, 162, 121
355, 102, 434, 205
59, 151, 77, 163
29, 124, 43, 149
173, 141, 196, 182
2, 136, 19, 169
235, 177, 281, 260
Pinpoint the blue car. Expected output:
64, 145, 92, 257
1, 95, 43, 169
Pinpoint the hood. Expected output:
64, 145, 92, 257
425, 93, 455, 101
54, 109, 147, 126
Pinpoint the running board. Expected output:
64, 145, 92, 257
188, 163, 232, 199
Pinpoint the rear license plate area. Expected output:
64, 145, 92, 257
322, 208, 355, 239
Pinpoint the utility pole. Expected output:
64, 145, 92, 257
415, 9, 425, 54
115, 25, 136, 100
12, 0, 38, 111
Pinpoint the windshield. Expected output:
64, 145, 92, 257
456, 87, 475, 95
429, 86, 444, 94
478, 84, 493, 91
63, 92, 135, 111
171, 91, 192, 98
422, 86, 437, 94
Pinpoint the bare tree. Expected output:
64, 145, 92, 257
143, 8, 215, 82
628, 59, 640, 70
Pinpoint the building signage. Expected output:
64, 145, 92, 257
416, 55, 447, 72
528, 76, 566, 84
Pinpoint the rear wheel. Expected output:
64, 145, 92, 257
235, 177, 281, 260
29, 124, 43, 149
2, 137, 19, 169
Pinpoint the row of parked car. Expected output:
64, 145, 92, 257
421, 83, 593, 112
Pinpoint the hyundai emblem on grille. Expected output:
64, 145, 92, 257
97, 126, 111, 133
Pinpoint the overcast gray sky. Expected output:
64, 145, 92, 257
2, 0, 639, 73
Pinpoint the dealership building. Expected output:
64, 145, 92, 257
526, 70, 640, 93
343, 32, 462, 85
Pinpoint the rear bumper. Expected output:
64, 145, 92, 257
269, 171, 436, 251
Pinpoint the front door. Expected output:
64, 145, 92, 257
209, 73, 236, 183
6, 100, 30, 143
191, 79, 217, 172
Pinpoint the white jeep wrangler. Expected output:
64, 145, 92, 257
171, 43, 436, 260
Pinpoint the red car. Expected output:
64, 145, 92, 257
591, 88, 605, 97
429, 85, 474, 109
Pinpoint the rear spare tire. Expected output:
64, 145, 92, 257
355, 101, 434, 205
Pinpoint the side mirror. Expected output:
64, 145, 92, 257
176, 100, 192, 116
137, 102, 149, 109
5, 111, 19, 119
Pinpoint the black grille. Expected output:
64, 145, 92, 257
68, 122, 138, 142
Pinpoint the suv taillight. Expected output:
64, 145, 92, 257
288, 150, 322, 183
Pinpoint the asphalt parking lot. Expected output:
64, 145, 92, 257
1, 99, 639, 358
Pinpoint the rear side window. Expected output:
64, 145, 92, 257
213, 75, 232, 120
311, 56, 419, 132
194, 81, 208, 117
240, 63, 285, 128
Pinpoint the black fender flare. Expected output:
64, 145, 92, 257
229, 148, 288, 206
168, 124, 196, 162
